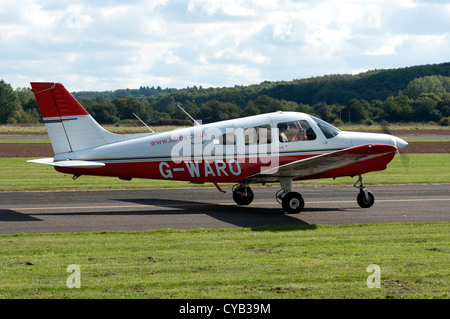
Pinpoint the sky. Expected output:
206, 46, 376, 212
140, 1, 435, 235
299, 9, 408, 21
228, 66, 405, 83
1, 0, 449, 92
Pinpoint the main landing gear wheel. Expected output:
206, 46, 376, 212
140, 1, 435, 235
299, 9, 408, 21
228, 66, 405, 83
357, 190, 375, 208
281, 192, 304, 214
232, 185, 254, 205
277, 177, 305, 214
354, 175, 375, 208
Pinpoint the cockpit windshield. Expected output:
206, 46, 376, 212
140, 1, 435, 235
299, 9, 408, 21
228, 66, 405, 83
310, 116, 341, 139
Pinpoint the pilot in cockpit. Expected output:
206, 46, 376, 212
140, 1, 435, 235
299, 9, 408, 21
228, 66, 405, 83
279, 122, 307, 142
279, 123, 289, 142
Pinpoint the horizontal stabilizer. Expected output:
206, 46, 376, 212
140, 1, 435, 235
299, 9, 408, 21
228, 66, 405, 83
27, 158, 105, 168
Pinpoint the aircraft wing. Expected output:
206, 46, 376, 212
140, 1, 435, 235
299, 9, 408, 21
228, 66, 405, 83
242, 144, 397, 183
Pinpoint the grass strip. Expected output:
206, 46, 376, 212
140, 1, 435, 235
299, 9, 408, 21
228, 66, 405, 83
0, 154, 449, 191
0, 139, 50, 143
0, 223, 448, 299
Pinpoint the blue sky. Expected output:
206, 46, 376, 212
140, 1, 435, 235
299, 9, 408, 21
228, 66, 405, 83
1, 0, 449, 91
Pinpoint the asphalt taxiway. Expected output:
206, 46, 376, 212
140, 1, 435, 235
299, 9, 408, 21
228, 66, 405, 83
0, 184, 449, 234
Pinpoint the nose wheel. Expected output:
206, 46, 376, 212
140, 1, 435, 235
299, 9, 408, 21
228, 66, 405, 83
354, 175, 375, 208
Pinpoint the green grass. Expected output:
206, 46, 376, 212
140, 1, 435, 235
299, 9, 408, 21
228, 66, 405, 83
0, 223, 448, 299
367, 153, 450, 185
0, 139, 50, 143
2, 154, 448, 191
1, 125, 448, 301
1, 154, 448, 299
293, 153, 449, 186
0, 158, 208, 191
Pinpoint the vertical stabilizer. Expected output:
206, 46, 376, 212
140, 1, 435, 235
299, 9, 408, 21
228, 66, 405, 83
31, 82, 138, 155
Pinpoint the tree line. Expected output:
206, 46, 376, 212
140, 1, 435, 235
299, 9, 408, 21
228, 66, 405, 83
1, 62, 450, 126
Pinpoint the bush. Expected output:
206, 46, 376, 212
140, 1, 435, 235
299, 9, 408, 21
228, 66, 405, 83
333, 119, 344, 127
439, 116, 450, 126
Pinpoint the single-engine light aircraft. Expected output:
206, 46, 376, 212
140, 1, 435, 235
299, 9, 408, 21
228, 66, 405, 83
28, 82, 408, 213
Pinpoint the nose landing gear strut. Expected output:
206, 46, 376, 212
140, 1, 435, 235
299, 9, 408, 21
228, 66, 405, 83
354, 175, 375, 208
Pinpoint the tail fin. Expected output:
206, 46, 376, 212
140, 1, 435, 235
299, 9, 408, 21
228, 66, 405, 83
31, 82, 135, 155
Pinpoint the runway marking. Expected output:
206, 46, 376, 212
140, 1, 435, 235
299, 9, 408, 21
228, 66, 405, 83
6, 198, 450, 212
10, 205, 150, 210
306, 198, 450, 204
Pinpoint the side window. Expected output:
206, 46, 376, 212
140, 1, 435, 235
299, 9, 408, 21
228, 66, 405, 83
278, 120, 316, 142
244, 125, 271, 145
258, 125, 272, 144
310, 115, 341, 139
214, 124, 272, 145
214, 130, 235, 145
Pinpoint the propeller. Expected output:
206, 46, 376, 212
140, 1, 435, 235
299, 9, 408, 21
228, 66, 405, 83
381, 122, 410, 167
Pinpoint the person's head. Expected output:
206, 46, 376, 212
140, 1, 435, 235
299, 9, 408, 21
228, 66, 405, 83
279, 124, 288, 132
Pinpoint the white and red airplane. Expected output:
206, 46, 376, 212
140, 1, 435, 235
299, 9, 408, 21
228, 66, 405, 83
28, 82, 408, 213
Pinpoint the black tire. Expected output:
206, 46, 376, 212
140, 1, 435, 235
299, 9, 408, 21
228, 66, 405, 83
233, 186, 254, 205
282, 192, 304, 214
357, 190, 375, 208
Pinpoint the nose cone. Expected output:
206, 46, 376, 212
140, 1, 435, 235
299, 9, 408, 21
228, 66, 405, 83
393, 136, 408, 150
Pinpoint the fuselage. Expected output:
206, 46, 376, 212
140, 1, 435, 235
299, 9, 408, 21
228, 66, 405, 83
53, 111, 407, 183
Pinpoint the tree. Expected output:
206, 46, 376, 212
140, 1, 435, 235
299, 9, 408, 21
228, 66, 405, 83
437, 94, 450, 117
245, 95, 282, 114
403, 76, 450, 99
382, 96, 402, 122
112, 96, 151, 122
343, 99, 369, 123
0, 80, 22, 123
380, 95, 414, 122
413, 94, 439, 121
313, 102, 337, 123
198, 100, 241, 123
15, 87, 41, 123
241, 103, 260, 117
394, 95, 414, 122
15, 87, 34, 106
88, 102, 119, 124
368, 99, 384, 122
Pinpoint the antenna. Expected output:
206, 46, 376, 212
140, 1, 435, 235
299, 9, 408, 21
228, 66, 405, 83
177, 103, 201, 126
133, 113, 155, 133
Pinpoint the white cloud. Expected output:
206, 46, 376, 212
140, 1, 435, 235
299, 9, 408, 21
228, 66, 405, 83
0, 0, 449, 91
187, 0, 257, 17
365, 36, 404, 56
65, 4, 93, 29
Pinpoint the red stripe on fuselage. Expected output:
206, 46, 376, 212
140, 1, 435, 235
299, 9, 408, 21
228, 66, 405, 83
53, 150, 395, 183
53, 155, 311, 183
